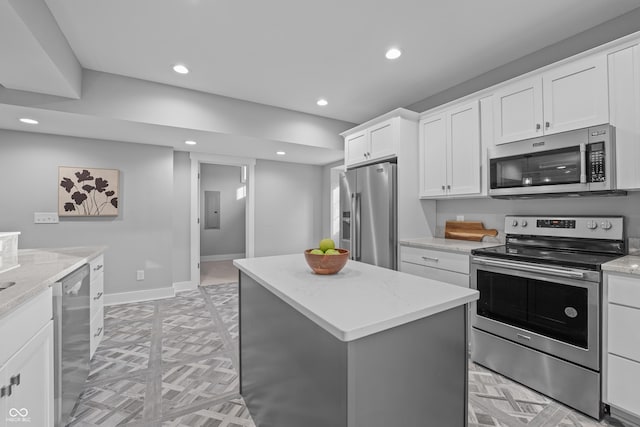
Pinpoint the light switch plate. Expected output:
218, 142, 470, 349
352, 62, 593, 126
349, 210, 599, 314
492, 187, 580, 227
34, 212, 59, 224
136, 270, 145, 281
456, 215, 464, 221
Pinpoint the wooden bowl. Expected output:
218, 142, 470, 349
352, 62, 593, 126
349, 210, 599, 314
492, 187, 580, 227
304, 248, 349, 275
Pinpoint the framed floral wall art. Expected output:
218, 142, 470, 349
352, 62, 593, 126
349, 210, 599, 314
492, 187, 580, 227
58, 167, 119, 216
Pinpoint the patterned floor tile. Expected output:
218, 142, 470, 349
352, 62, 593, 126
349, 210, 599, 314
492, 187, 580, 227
161, 329, 226, 363
162, 397, 255, 427
162, 313, 215, 336
161, 356, 239, 413
104, 302, 155, 323
68, 374, 147, 426
203, 283, 238, 307
101, 319, 153, 346
88, 341, 151, 383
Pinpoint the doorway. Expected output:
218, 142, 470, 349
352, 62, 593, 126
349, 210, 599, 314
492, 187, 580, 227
190, 153, 256, 287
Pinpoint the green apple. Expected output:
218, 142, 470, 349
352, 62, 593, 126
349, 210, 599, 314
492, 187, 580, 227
319, 238, 335, 252
325, 249, 340, 255
310, 249, 324, 255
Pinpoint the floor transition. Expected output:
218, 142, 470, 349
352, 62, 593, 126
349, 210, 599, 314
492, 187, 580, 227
69, 282, 628, 426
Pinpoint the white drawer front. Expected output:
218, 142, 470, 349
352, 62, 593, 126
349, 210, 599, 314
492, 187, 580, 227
400, 262, 469, 288
90, 306, 104, 360
608, 274, 640, 309
90, 254, 105, 282
607, 354, 640, 417
90, 272, 104, 317
608, 304, 640, 362
400, 245, 469, 274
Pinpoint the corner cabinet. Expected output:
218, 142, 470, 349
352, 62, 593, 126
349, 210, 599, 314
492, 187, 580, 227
419, 100, 481, 198
90, 255, 105, 359
342, 109, 419, 169
0, 289, 54, 427
494, 53, 609, 144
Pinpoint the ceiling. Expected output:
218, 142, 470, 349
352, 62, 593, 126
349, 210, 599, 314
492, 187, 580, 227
1, 0, 640, 164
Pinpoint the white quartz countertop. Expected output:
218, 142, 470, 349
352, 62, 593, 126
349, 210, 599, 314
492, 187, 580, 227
0, 246, 105, 319
234, 254, 479, 342
399, 237, 502, 254
602, 255, 640, 276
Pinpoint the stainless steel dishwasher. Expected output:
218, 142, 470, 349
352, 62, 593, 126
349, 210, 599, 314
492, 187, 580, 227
52, 264, 90, 427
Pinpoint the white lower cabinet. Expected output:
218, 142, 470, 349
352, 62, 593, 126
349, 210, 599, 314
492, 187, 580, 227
605, 273, 640, 421
399, 245, 469, 287
0, 289, 54, 427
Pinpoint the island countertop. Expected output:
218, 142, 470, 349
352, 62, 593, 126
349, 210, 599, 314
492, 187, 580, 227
234, 254, 478, 342
0, 246, 106, 319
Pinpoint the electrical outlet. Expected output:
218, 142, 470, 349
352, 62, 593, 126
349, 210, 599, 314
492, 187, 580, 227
456, 215, 464, 221
136, 270, 145, 281
34, 212, 59, 224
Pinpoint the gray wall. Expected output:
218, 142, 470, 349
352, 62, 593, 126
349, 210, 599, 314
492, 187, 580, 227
435, 193, 640, 242
254, 160, 323, 256
200, 163, 246, 257
0, 130, 174, 294
407, 7, 640, 113
172, 151, 191, 283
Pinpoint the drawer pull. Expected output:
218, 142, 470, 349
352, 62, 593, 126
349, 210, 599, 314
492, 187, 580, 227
94, 327, 103, 338
10, 374, 20, 386
517, 333, 531, 341
421, 256, 439, 263
93, 292, 103, 301
93, 264, 103, 272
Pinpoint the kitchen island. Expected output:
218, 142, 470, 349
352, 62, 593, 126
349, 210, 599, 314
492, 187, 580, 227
233, 254, 478, 427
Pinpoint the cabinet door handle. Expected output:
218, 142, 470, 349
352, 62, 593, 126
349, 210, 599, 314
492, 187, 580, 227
0, 386, 7, 398
94, 327, 103, 338
94, 264, 103, 272
441, 185, 445, 190
93, 291, 103, 301
536, 123, 541, 131
10, 374, 20, 386
447, 185, 451, 190
545, 121, 550, 129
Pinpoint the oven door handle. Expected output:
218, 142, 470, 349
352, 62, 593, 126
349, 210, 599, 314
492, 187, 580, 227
473, 257, 585, 279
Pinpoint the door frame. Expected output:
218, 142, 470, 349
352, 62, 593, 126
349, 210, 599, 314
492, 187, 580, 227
190, 153, 256, 286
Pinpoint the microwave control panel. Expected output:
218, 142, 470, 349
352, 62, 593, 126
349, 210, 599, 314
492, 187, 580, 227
587, 142, 606, 182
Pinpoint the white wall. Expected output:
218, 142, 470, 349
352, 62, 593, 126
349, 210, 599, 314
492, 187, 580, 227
200, 163, 245, 257
0, 130, 174, 295
254, 160, 323, 256
172, 151, 191, 283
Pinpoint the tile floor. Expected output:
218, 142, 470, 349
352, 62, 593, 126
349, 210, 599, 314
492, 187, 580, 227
69, 282, 630, 426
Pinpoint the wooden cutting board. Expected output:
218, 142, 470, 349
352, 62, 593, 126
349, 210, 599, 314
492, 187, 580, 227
445, 220, 498, 242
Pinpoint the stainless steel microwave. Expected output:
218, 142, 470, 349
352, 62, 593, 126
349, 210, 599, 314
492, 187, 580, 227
488, 124, 623, 198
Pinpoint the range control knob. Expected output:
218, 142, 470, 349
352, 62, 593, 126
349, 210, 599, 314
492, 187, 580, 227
586, 220, 598, 230
521, 220, 528, 227
601, 221, 612, 230
511, 220, 518, 227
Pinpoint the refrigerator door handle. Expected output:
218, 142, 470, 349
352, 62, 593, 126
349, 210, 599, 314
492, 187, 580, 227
355, 192, 362, 261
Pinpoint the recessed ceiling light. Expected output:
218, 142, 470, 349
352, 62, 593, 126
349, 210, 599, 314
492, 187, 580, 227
19, 118, 39, 124
173, 64, 189, 74
317, 98, 328, 106
184, 140, 197, 145
385, 47, 402, 60
276, 151, 286, 156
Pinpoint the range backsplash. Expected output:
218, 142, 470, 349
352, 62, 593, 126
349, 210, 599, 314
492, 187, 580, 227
435, 191, 640, 253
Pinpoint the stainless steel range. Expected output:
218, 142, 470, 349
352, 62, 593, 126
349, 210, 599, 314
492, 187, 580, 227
470, 215, 625, 419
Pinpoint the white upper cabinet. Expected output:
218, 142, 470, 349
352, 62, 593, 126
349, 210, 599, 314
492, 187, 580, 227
420, 100, 480, 198
608, 43, 640, 190
342, 109, 419, 169
494, 54, 609, 144
493, 76, 543, 144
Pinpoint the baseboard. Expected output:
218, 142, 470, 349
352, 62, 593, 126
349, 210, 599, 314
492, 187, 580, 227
610, 407, 640, 427
200, 253, 245, 262
173, 281, 198, 292
104, 287, 175, 306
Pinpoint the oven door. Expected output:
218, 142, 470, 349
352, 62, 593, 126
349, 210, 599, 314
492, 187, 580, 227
470, 257, 600, 371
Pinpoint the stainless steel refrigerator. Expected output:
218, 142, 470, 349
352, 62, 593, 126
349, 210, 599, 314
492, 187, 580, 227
339, 162, 397, 270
